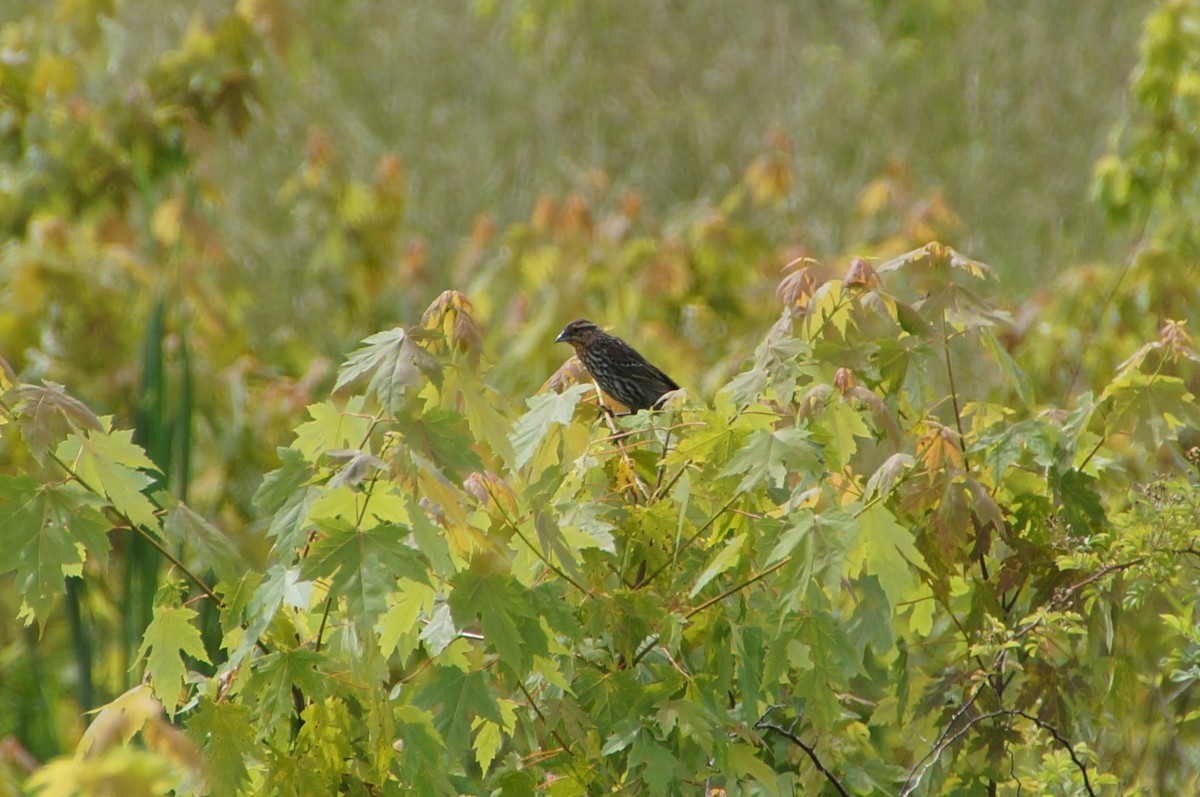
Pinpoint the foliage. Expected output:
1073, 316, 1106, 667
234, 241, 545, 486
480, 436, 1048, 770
1022, 0, 1200, 400
6, 233, 1200, 793
2, 1, 1200, 796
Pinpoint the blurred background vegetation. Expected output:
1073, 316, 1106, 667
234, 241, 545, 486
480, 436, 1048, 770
2, 0, 1192, 777
98, 0, 1150, 291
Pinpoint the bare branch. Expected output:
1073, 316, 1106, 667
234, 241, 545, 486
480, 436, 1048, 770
1013, 711, 1097, 797
756, 719, 850, 797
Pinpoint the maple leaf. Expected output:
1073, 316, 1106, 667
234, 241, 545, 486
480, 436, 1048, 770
57, 425, 160, 531
448, 570, 547, 675
335, 327, 442, 412
416, 666, 505, 751
720, 427, 823, 490
139, 603, 211, 717
509, 383, 590, 470
6, 381, 103, 463
301, 517, 428, 623
0, 477, 111, 625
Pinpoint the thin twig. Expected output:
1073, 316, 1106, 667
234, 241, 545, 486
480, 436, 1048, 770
650, 460, 691, 504
900, 680, 991, 797
755, 719, 850, 797
481, 481, 588, 593
517, 679, 573, 758
941, 313, 970, 471
630, 556, 792, 668
684, 557, 790, 619
637, 493, 741, 588
900, 558, 1138, 795
48, 448, 224, 607
1013, 711, 1097, 797
314, 593, 335, 653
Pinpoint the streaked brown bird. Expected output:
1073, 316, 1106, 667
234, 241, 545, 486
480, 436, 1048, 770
555, 319, 680, 413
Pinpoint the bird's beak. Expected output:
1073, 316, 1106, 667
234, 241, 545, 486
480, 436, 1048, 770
554, 330, 570, 343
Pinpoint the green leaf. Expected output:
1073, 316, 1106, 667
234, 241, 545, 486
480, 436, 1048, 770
402, 407, 485, 476
559, 501, 617, 554
267, 487, 319, 554
720, 426, 822, 490
601, 720, 640, 756
656, 698, 716, 752
416, 666, 504, 751
163, 500, 246, 585
409, 497, 455, 577
301, 518, 428, 623
393, 705, 453, 792
509, 384, 590, 470
293, 398, 373, 461
1051, 466, 1106, 537
1100, 372, 1200, 451
229, 565, 312, 668
813, 399, 872, 469
847, 504, 926, 612
472, 715, 503, 774
0, 477, 111, 624
377, 577, 436, 660
690, 533, 746, 598
187, 698, 253, 795
471, 700, 516, 776
7, 381, 103, 463
58, 425, 160, 530
449, 369, 516, 465
139, 602, 210, 717
448, 570, 546, 674
981, 328, 1033, 407
254, 447, 314, 510
335, 327, 442, 412
244, 649, 327, 732
630, 731, 679, 795
767, 510, 814, 566
728, 743, 780, 793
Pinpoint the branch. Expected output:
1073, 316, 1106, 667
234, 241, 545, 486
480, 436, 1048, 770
629, 556, 791, 668
940, 312, 970, 470
517, 679, 574, 758
899, 682, 993, 797
901, 701, 1100, 797
684, 557, 790, 619
638, 493, 741, 588
755, 719, 850, 797
481, 481, 588, 593
1013, 711, 1097, 797
49, 449, 224, 608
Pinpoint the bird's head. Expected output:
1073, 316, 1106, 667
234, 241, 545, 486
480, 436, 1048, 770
554, 319, 602, 348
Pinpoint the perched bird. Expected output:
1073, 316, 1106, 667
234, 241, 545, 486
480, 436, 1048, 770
554, 319, 680, 413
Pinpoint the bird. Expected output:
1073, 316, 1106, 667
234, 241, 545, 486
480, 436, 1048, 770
554, 319, 680, 413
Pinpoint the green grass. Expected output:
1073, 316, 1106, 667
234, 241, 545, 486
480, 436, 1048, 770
3, 0, 1153, 312
210, 0, 1149, 292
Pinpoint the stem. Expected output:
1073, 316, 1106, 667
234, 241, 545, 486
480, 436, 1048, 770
1013, 711, 1097, 797
314, 593, 335, 653
631, 556, 791, 668
48, 447, 224, 607
684, 557, 790, 619
941, 313, 970, 470
755, 712, 850, 797
517, 679, 572, 756
481, 482, 588, 593
638, 493, 740, 589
